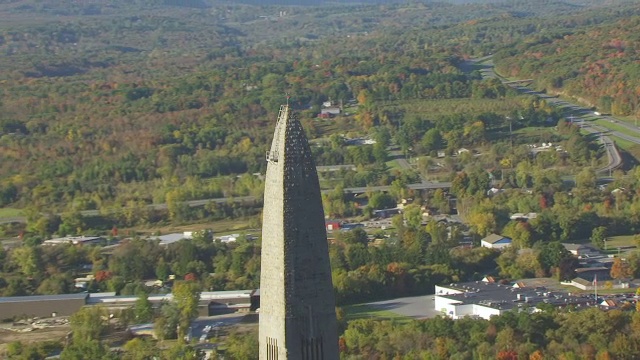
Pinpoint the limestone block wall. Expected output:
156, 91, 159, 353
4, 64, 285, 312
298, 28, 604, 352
259, 105, 338, 360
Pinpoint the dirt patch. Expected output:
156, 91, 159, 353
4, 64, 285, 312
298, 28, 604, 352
0, 326, 70, 349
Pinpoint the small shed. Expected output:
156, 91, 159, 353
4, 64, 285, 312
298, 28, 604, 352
325, 220, 341, 231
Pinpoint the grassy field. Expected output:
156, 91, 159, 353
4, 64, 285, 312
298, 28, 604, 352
134, 216, 259, 237
343, 304, 412, 323
594, 119, 640, 136
606, 136, 640, 162
610, 114, 640, 127
312, 116, 360, 137
605, 235, 638, 249
565, 235, 637, 248
512, 126, 563, 142
385, 159, 403, 171
0, 208, 23, 217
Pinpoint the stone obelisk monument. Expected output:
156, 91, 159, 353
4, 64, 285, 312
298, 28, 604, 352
259, 104, 339, 360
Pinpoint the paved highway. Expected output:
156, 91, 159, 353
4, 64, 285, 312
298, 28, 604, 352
341, 182, 452, 194
475, 59, 624, 175
512, 87, 626, 174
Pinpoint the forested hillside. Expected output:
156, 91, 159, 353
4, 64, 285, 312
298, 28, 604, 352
4, 1, 640, 357
0, 0, 636, 216
495, 15, 640, 116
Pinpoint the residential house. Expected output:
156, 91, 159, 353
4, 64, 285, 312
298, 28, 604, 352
562, 243, 601, 257
320, 107, 341, 116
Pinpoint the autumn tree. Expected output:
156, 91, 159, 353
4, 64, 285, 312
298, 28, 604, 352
610, 257, 632, 280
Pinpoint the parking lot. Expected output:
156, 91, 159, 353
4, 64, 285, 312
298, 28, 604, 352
365, 295, 441, 319
189, 313, 246, 342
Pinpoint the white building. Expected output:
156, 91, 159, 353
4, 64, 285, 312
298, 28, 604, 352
43, 236, 104, 246
217, 234, 240, 243
433, 280, 592, 320
480, 233, 512, 249
433, 284, 507, 320
562, 243, 600, 257
509, 212, 538, 221
146, 231, 193, 246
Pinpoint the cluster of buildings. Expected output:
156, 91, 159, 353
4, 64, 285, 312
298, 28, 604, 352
0, 290, 260, 320
42, 230, 255, 248
43, 235, 105, 246
528, 142, 566, 155
317, 100, 342, 118
478, 231, 631, 291
142, 231, 248, 246
434, 277, 634, 320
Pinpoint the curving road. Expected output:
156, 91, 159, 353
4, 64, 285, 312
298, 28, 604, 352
474, 58, 624, 175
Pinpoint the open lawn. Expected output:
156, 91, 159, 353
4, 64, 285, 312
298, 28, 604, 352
312, 117, 360, 137
513, 126, 563, 143
385, 159, 403, 171
609, 114, 640, 127
605, 235, 638, 250
0, 208, 23, 217
133, 216, 259, 237
608, 137, 640, 162
575, 126, 640, 163
594, 119, 640, 136
611, 136, 635, 150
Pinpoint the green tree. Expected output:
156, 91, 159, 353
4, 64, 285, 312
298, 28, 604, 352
69, 307, 109, 343
425, 220, 449, 245
122, 338, 159, 360
10, 246, 42, 277
538, 242, 573, 276
421, 128, 443, 152
60, 340, 117, 360
172, 280, 201, 340
339, 228, 369, 246
575, 167, 596, 189
36, 274, 72, 295
162, 343, 206, 360
368, 192, 396, 210
403, 204, 423, 230
134, 292, 154, 324
225, 330, 258, 360
155, 302, 180, 340
156, 258, 171, 281
591, 226, 607, 249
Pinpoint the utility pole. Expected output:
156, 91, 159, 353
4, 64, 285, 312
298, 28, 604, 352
506, 116, 513, 149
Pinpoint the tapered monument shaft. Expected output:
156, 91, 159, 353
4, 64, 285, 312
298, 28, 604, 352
259, 105, 339, 360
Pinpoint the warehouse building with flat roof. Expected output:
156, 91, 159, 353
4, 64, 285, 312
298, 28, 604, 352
0, 293, 88, 320
434, 281, 593, 320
